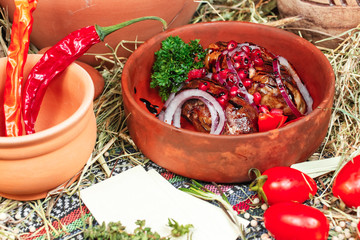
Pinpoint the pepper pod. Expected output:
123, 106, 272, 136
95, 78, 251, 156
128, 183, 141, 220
22, 16, 167, 135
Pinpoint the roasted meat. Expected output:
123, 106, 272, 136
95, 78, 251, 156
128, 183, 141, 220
248, 62, 307, 118
204, 41, 308, 119
180, 78, 258, 134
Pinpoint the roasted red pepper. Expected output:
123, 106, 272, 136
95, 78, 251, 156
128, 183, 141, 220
22, 16, 167, 135
258, 108, 287, 132
3, 0, 37, 136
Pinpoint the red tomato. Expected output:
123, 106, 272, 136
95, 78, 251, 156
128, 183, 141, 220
332, 155, 360, 208
249, 167, 317, 205
357, 221, 360, 238
264, 202, 329, 240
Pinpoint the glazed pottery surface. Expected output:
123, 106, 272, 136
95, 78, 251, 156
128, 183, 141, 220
0, 54, 97, 200
0, 0, 199, 66
277, 0, 360, 48
121, 22, 335, 183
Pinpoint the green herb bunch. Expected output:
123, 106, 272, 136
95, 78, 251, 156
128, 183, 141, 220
84, 219, 193, 240
150, 36, 207, 101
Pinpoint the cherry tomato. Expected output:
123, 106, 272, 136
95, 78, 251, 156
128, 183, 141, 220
332, 155, 360, 208
249, 167, 317, 205
264, 202, 329, 240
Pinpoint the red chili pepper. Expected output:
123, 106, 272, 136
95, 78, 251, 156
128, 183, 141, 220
22, 16, 167, 135
258, 108, 287, 132
2, 0, 37, 137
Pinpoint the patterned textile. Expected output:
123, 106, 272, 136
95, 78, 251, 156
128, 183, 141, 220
8, 156, 268, 240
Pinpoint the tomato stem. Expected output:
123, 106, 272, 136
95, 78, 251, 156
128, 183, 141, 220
249, 173, 268, 203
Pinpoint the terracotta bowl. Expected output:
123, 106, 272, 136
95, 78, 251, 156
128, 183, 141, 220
0, 0, 199, 66
0, 54, 97, 200
121, 22, 335, 183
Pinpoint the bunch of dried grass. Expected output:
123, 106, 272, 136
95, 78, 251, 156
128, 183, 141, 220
0, 1, 359, 239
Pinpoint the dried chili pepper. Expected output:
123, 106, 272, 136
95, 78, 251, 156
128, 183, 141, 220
22, 16, 167, 135
3, 0, 37, 137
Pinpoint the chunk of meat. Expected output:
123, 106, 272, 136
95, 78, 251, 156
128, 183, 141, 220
180, 78, 258, 135
248, 62, 307, 118
203, 41, 307, 119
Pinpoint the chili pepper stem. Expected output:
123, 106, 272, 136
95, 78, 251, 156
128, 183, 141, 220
95, 16, 167, 41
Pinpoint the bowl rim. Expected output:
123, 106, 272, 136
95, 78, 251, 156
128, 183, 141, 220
0, 54, 95, 145
122, 21, 335, 139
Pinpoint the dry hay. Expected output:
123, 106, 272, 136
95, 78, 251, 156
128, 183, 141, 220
0, 1, 359, 239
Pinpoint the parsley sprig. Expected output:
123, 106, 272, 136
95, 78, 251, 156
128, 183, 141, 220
150, 36, 206, 101
84, 218, 193, 240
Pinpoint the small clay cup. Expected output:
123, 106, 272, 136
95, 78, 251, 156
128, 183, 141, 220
121, 22, 335, 183
0, 54, 97, 200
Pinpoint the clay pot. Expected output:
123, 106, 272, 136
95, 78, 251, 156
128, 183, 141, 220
277, 0, 360, 48
0, 54, 97, 200
0, 0, 199, 66
121, 22, 335, 183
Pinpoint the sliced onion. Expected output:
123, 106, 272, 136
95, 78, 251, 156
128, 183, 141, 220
158, 92, 176, 121
278, 56, 313, 115
272, 58, 303, 118
215, 60, 227, 87
163, 89, 226, 135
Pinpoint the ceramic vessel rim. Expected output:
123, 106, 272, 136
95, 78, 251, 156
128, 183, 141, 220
0, 54, 94, 144
122, 21, 335, 139
283, 0, 360, 9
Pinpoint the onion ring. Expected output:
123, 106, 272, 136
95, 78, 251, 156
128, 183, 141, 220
215, 58, 227, 87
163, 89, 226, 135
278, 56, 313, 114
272, 58, 303, 118
158, 92, 176, 121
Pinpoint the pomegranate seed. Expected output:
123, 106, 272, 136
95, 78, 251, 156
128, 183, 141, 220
241, 45, 251, 55
199, 82, 209, 91
250, 49, 262, 60
240, 54, 251, 68
253, 57, 264, 67
217, 91, 229, 106
219, 69, 230, 79
219, 91, 228, 98
212, 74, 220, 83
187, 68, 206, 81
217, 97, 227, 107
230, 86, 239, 97
233, 51, 242, 62
253, 92, 262, 105
227, 40, 238, 51
242, 78, 252, 88
237, 69, 248, 80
